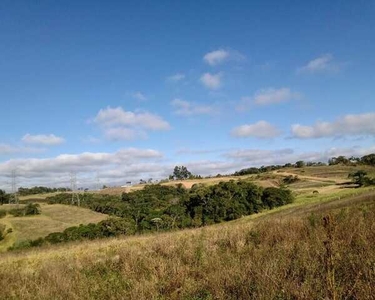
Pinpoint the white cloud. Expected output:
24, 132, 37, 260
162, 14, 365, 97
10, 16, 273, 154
253, 88, 298, 105
298, 54, 339, 73
203, 49, 230, 66
237, 87, 299, 111
92, 107, 170, 140
203, 49, 245, 66
94, 107, 170, 131
1, 145, 375, 189
231, 121, 281, 138
0, 147, 164, 179
166, 73, 185, 82
22, 134, 65, 146
291, 112, 375, 139
200, 72, 222, 90
225, 146, 375, 166
132, 92, 147, 101
170, 99, 215, 116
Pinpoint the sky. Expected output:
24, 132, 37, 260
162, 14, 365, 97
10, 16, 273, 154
1, 0, 375, 189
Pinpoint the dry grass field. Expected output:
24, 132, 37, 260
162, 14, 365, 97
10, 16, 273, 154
1, 165, 375, 299
0, 188, 374, 299
97, 165, 371, 196
0, 204, 108, 252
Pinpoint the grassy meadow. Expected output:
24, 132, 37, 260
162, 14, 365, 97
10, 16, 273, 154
0, 204, 108, 252
0, 165, 375, 299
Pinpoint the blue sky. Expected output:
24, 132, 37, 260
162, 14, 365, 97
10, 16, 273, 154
1, 0, 375, 188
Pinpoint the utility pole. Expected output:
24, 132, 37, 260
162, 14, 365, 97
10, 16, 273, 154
70, 172, 80, 206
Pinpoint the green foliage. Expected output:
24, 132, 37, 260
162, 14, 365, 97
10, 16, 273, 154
11, 218, 136, 250
295, 160, 305, 168
348, 170, 375, 187
36, 181, 294, 249
171, 165, 193, 180
261, 187, 294, 209
17, 186, 69, 196
8, 203, 41, 217
361, 153, 375, 166
0, 189, 9, 205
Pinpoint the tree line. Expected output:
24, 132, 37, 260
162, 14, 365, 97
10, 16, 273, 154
233, 153, 375, 176
11, 181, 293, 250
17, 186, 70, 196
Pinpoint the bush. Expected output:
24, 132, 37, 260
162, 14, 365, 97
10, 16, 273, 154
282, 175, 300, 184
8, 203, 41, 217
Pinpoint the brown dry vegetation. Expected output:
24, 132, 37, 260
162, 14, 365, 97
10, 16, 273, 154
0, 204, 108, 251
0, 191, 374, 299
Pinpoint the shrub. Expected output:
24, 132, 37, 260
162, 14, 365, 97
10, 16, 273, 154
8, 203, 41, 217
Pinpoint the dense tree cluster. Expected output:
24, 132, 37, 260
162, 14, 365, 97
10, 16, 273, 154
6, 180, 295, 250
328, 154, 375, 166
18, 186, 70, 196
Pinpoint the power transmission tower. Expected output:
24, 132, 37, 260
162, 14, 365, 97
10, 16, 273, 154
70, 172, 80, 206
10, 169, 19, 205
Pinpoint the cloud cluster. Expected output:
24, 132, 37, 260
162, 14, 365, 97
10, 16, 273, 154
200, 72, 222, 90
93, 107, 170, 140
1, 145, 374, 190
170, 99, 215, 116
22, 134, 65, 146
291, 112, 375, 139
231, 121, 281, 138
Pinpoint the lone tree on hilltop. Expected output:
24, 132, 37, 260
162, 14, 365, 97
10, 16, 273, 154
171, 166, 193, 180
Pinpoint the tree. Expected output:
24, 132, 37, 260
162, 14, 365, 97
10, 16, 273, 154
295, 161, 305, 168
172, 166, 193, 180
0, 190, 9, 205
361, 153, 375, 166
349, 170, 368, 187
349, 170, 375, 187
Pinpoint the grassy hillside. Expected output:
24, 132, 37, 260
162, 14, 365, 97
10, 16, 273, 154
0, 165, 375, 299
0, 204, 108, 252
98, 164, 372, 196
0, 189, 374, 299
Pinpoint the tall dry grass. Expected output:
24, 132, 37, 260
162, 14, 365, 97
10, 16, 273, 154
0, 198, 375, 299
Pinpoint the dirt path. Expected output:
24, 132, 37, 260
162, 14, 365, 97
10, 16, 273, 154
274, 171, 348, 184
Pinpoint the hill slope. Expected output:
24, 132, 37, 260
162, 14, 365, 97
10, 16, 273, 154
0, 203, 108, 251
0, 188, 374, 299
